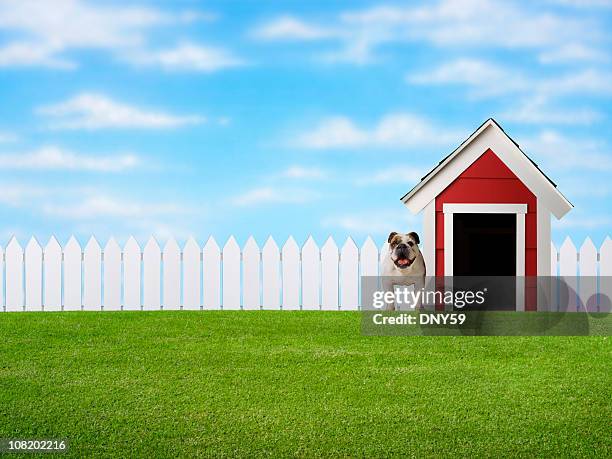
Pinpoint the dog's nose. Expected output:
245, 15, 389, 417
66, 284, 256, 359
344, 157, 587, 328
397, 243, 407, 250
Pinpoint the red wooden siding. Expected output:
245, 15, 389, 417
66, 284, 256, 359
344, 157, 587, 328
434, 149, 538, 310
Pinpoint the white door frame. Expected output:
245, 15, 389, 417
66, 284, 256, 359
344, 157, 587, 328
442, 203, 527, 310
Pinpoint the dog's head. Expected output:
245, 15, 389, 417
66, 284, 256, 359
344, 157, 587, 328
387, 231, 421, 269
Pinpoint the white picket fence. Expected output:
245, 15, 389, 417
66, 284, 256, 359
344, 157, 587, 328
0, 235, 610, 312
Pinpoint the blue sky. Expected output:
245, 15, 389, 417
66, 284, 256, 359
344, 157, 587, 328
0, 0, 610, 249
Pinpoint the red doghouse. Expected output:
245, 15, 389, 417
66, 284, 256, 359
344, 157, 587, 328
401, 119, 572, 311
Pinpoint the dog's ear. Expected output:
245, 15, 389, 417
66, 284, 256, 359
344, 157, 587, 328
408, 232, 420, 245
387, 232, 398, 243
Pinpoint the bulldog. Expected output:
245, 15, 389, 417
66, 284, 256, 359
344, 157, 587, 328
381, 232, 426, 310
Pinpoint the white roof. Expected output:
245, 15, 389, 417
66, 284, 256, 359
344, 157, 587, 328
401, 119, 572, 219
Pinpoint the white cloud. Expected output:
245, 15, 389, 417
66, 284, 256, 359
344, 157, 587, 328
323, 210, 420, 235
408, 59, 529, 97
554, 215, 612, 229
281, 166, 327, 179
548, 0, 612, 7
252, 16, 335, 40
127, 42, 244, 72
538, 43, 609, 63
0, 41, 74, 69
297, 117, 367, 149
231, 187, 319, 206
253, 0, 604, 64
522, 130, 612, 171
0, 0, 163, 68
295, 113, 462, 150
557, 177, 612, 197
0, 130, 17, 142
43, 195, 190, 219
0, 184, 49, 207
409, 59, 612, 98
543, 69, 612, 96
500, 96, 602, 125
0, 146, 139, 171
0, 0, 228, 70
37, 93, 204, 130
356, 166, 426, 185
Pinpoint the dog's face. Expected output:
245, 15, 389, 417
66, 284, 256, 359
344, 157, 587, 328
387, 232, 421, 269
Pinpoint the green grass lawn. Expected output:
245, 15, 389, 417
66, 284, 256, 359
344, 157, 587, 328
0, 312, 610, 458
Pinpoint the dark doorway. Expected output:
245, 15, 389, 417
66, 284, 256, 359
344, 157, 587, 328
453, 213, 516, 276
453, 213, 516, 311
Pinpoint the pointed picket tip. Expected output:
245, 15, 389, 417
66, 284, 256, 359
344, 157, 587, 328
85, 236, 101, 251
6, 236, 22, 251
144, 236, 161, 252
580, 237, 596, 252
184, 236, 200, 251
45, 236, 61, 255
26, 236, 42, 251
601, 236, 612, 250
124, 235, 140, 251
163, 237, 180, 252
244, 236, 260, 251
283, 236, 299, 250
341, 236, 358, 251
321, 236, 338, 251
302, 235, 318, 250
65, 235, 81, 248
363, 235, 376, 244
263, 236, 279, 251
223, 235, 240, 251
362, 236, 377, 250
104, 236, 121, 252
560, 236, 576, 251
204, 236, 220, 251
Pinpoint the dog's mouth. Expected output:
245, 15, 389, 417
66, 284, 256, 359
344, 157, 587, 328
394, 257, 415, 269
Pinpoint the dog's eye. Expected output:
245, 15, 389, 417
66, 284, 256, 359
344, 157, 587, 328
407, 241, 414, 247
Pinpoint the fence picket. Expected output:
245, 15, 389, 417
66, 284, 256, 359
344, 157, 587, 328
340, 238, 358, 310
223, 236, 241, 310
44, 237, 62, 311
549, 242, 558, 312
5, 237, 23, 312
282, 237, 300, 310
183, 237, 201, 310
163, 238, 181, 310
123, 237, 141, 310
203, 237, 221, 309
25, 237, 42, 311
103, 238, 121, 310
2, 233, 609, 314
83, 237, 102, 310
380, 242, 389, 272
579, 238, 597, 312
143, 237, 161, 310
243, 237, 260, 310
360, 237, 378, 278
559, 237, 578, 312
600, 237, 612, 313
63, 236, 82, 311
321, 237, 339, 310
302, 237, 320, 310
262, 237, 280, 310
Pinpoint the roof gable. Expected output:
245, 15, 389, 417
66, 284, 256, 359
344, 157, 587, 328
401, 119, 572, 219
460, 148, 516, 179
